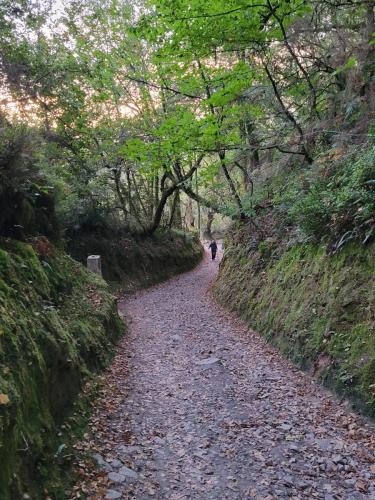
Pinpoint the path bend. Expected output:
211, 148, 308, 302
74, 251, 375, 500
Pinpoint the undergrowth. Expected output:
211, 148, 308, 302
214, 142, 375, 418
276, 143, 375, 248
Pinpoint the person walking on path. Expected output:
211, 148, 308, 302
208, 240, 218, 260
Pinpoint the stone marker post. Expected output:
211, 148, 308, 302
87, 255, 102, 277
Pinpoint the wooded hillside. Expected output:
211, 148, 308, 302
1, 0, 373, 241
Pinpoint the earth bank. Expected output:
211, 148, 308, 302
214, 225, 375, 418
0, 231, 202, 499
67, 228, 203, 292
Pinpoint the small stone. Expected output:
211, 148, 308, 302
108, 472, 126, 484
92, 453, 106, 466
326, 460, 336, 472
289, 444, 300, 452
154, 436, 165, 444
195, 357, 220, 366
281, 424, 292, 431
297, 480, 309, 490
93, 453, 113, 472
282, 475, 294, 486
118, 465, 138, 479
106, 490, 122, 499
111, 459, 122, 468
332, 454, 344, 464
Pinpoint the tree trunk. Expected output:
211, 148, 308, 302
168, 190, 182, 229
143, 156, 204, 236
203, 210, 214, 240
218, 151, 246, 219
146, 184, 178, 236
185, 197, 195, 228
113, 167, 129, 221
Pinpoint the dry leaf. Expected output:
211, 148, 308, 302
0, 393, 10, 405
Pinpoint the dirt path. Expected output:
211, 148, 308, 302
74, 250, 375, 499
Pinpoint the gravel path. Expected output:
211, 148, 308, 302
74, 251, 375, 499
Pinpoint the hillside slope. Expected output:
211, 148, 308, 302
214, 138, 375, 417
0, 238, 123, 499
214, 227, 375, 417
68, 230, 203, 292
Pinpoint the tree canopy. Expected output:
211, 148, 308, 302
0, 0, 374, 238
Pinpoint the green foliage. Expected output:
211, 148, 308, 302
0, 123, 59, 240
288, 182, 332, 239
333, 56, 358, 75
2, 0, 373, 232
285, 145, 375, 245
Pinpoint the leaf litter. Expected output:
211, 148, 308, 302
71, 252, 375, 499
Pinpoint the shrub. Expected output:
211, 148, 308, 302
0, 123, 59, 240
286, 144, 375, 246
288, 183, 333, 240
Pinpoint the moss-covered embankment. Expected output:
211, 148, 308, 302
214, 229, 375, 417
0, 231, 202, 498
0, 238, 124, 499
68, 230, 203, 292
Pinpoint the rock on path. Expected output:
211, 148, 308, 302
73, 251, 375, 499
